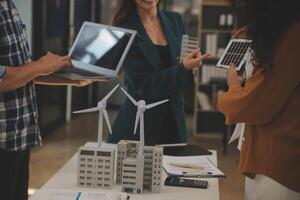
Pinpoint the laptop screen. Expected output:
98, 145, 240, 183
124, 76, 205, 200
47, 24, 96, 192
70, 24, 132, 71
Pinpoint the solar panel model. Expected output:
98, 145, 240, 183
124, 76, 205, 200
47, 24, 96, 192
216, 39, 252, 71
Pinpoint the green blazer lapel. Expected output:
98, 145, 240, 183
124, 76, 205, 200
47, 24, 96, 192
159, 10, 181, 66
132, 12, 161, 71
136, 40, 161, 71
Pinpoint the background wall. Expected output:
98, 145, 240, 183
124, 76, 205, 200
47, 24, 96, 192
14, 0, 33, 50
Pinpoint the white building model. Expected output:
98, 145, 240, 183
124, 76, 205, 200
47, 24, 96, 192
74, 85, 119, 189
117, 140, 163, 194
116, 88, 167, 194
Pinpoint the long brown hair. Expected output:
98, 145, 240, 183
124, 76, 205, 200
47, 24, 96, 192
112, 0, 137, 26
232, 0, 300, 67
112, 0, 161, 26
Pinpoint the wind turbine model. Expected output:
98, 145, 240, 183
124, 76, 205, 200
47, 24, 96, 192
120, 87, 169, 155
74, 84, 119, 147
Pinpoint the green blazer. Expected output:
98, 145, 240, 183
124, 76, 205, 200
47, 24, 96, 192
108, 10, 193, 145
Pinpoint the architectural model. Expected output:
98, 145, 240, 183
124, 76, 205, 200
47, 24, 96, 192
117, 140, 163, 194
74, 85, 119, 189
77, 145, 115, 189
180, 34, 199, 63
116, 87, 167, 194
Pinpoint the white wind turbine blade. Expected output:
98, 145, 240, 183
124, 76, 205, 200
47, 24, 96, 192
146, 99, 169, 109
73, 107, 99, 114
101, 84, 120, 102
120, 87, 137, 106
103, 110, 112, 134
134, 111, 140, 134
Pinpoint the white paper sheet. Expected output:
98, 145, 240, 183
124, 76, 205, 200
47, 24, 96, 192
31, 189, 129, 200
228, 123, 245, 151
228, 123, 245, 144
163, 155, 224, 177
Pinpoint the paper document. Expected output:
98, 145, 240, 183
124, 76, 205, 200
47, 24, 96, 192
163, 155, 224, 177
228, 123, 245, 144
228, 123, 245, 151
30, 189, 129, 200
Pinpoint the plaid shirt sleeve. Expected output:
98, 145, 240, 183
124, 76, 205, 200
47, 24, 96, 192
0, 0, 41, 151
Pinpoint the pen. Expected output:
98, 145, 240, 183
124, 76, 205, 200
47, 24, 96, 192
169, 163, 205, 170
179, 172, 226, 178
75, 192, 81, 200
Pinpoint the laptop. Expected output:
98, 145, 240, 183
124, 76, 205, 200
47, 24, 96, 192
56, 22, 137, 80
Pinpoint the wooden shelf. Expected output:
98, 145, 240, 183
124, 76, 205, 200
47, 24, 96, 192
201, 29, 233, 34
203, 0, 231, 6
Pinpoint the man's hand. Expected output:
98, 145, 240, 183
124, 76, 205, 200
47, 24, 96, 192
183, 48, 209, 71
35, 52, 72, 76
227, 64, 243, 89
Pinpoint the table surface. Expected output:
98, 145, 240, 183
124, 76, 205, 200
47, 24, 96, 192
30, 143, 220, 200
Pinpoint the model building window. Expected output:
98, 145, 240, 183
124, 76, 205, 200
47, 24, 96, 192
81, 150, 95, 156
97, 151, 111, 157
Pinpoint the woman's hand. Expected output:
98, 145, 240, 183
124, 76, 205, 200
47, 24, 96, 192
232, 26, 248, 38
227, 64, 243, 88
183, 49, 209, 71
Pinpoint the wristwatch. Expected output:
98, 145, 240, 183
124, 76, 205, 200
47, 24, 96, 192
0, 65, 6, 81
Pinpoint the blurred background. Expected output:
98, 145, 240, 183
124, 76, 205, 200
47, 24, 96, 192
16, 0, 245, 199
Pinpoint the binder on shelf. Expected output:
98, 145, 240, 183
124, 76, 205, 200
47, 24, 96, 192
205, 34, 218, 58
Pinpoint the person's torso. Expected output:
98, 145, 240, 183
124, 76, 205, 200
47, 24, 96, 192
0, 0, 40, 151
110, 10, 188, 144
241, 76, 300, 193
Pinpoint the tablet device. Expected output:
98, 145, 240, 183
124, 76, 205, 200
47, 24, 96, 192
57, 22, 137, 80
163, 144, 212, 156
216, 39, 252, 71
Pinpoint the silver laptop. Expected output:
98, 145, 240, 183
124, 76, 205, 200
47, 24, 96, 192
57, 22, 137, 80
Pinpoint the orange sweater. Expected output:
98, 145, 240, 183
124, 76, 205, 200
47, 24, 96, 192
218, 22, 300, 193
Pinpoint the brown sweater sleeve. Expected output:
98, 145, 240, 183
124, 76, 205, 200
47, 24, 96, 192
218, 22, 300, 125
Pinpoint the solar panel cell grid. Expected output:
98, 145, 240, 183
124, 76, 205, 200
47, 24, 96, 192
217, 39, 252, 70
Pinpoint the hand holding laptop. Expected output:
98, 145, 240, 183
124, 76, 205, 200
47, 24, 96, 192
33, 52, 95, 87
37, 52, 72, 76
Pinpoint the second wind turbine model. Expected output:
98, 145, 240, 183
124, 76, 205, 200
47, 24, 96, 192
73, 84, 119, 147
120, 87, 169, 155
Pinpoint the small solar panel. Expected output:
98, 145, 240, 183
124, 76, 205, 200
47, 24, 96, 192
180, 34, 199, 63
217, 39, 252, 71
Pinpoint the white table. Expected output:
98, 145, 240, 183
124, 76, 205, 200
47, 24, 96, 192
30, 143, 220, 200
